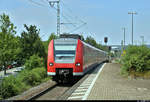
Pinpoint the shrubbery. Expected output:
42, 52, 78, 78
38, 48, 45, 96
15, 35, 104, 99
22, 68, 46, 86
0, 75, 26, 98
0, 67, 48, 99
121, 45, 150, 75
0, 55, 49, 99
25, 54, 44, 70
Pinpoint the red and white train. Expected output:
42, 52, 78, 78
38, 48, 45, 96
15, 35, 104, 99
47, 34, 108, 83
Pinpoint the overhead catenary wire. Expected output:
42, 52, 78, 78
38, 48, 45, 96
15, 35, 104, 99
40, 6, 58, 38
28, 0, 47, 7
27, 0, 86, 30
69, 22, 87, 33
61, 1, 92, 37
50, 5, 77, 30
60, 0, 87, 33
61, 2, 77, 22
61, 0, 85, 24
26, 0, 57, 38
26, 0, 87, 36
50, 7, 71, 33
40, 0, 47, 3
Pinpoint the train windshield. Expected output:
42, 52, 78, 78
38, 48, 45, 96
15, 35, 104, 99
54, 44, 76, 63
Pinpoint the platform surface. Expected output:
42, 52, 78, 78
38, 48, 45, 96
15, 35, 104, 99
87, 63, 150, 100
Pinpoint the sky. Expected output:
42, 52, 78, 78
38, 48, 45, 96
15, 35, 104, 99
0, 0, 150, 45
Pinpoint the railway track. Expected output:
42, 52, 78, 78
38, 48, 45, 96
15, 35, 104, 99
27, 63, 102, 100
34, 84, 72, 100
29, 78, 82, 100
7, 63, 103, 100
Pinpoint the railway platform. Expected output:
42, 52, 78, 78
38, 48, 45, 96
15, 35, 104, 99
68, 62, 150, 100
87, 63, 150, 100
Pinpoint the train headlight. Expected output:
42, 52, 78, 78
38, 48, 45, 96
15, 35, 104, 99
49, 62, 54, 66
76, 63, 81, 67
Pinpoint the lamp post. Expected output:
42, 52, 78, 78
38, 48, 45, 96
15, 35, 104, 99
49, 0, 60, 36
140, 36, 144, 45
122, 27, 126, 49
128, 11, 137, 45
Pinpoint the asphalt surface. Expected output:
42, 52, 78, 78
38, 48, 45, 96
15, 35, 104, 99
0, 66, 24, 79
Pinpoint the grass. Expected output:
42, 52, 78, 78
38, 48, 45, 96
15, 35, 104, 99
41, 77, 51, 83
114, 58, 121, 64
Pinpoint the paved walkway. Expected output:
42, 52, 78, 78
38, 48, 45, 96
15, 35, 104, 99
87, 63, 150, 100
0, 67, 24, 79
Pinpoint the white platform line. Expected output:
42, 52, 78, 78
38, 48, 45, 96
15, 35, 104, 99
68, 96, 84, 99
82, 82, 92, 84
84, 80, 93, 81
84, 79, 94, 81
80, 85, 90, 87
79, 85, 89, 87
82, 80, 92, 82
76, 88, 87, 91
88, 75, 96, 77
75, 89, 87, 92
84, 80, 93, 82
78, 86, 89, 89
77, 87, 88, 89
82, 63, 106, 100
72, 92, 86, 95
86, 78, 94, 80
81, 83, 91, 85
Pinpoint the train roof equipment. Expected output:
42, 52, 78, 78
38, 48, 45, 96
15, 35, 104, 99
60, 34, 81, 40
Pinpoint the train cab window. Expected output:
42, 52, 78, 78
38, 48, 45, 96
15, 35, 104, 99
54, 44, 76, 63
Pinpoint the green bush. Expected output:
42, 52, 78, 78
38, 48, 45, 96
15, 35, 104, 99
32, 67, 47, 79
0, 67, 48, 99
26, 71, 41, 86
121, 45, 150, 74
19, 67, 47, 86
0, 54, 48, 99
17, 69, 29, 81
25, 54, 44, 70
1, 75, 26, 99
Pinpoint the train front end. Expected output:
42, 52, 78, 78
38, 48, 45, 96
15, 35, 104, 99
47, 38, 83, 83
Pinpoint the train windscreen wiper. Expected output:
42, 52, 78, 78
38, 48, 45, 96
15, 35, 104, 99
58, 56, 64, 59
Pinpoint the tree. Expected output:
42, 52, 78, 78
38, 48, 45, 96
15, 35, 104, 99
0, 13, 21, 74
0, 13, 16, 34
48, 33, 58, 43
43, 33, 58, 54
84, 36, 109, 52
85, 36, 97, 47
20, 24, 46, 62
80, 34, 85, 41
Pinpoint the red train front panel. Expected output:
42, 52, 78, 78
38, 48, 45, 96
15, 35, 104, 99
47, 38, 83, 77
